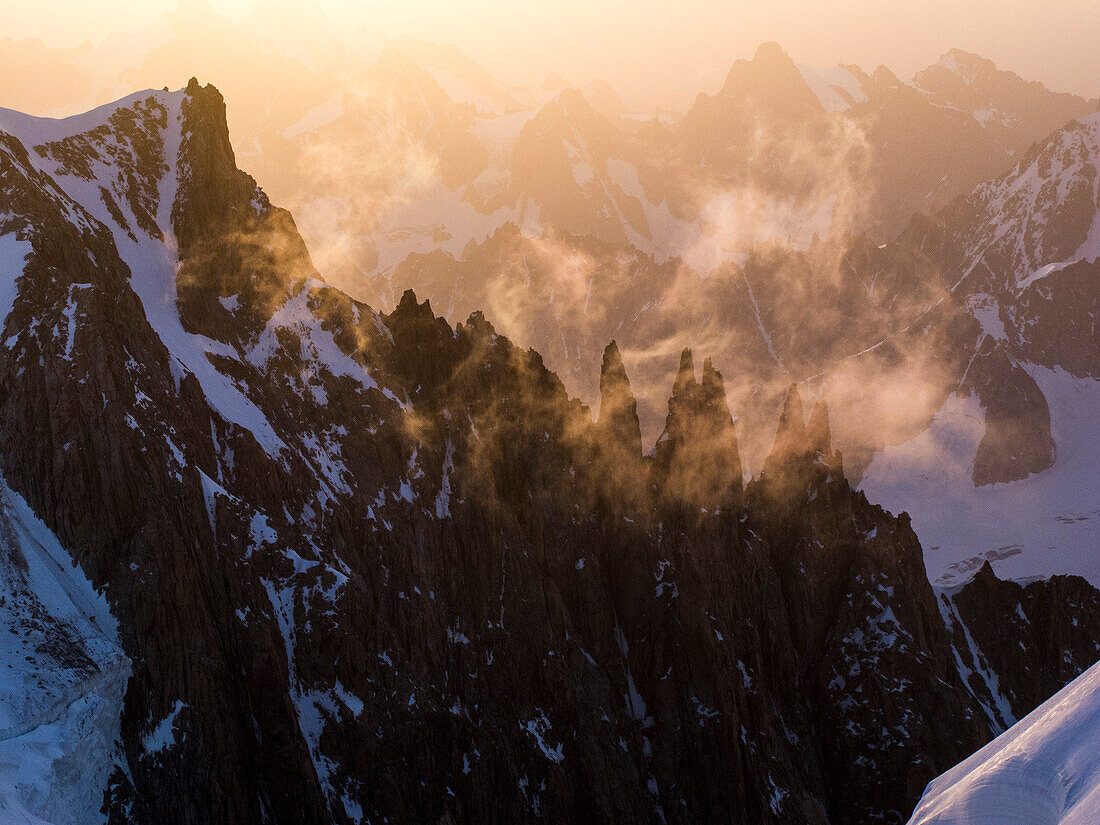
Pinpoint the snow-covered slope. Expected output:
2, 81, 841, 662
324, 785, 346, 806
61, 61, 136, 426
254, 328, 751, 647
797, 64, 868, 112
862, 367, 1100, 587
0, 478, 129, 825
908, 659, 1100, 825
952, 112, 1100, 296
0, 88, 293, 456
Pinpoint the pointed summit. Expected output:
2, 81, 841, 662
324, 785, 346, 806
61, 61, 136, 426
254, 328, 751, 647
398, 287, 424, 313
974, 559, 999, 586
655, 348, 742, 511
173, 79, 317, 341
700, 357, 723, 396
387, 288, 440, 333
718, 42, 823, 117
753, 41, 790, 65
599, 340, 628, 394
673, 347, 697, 397
540, 71, 572, 93
597, 341, 642, 460
761, 383, 845, 500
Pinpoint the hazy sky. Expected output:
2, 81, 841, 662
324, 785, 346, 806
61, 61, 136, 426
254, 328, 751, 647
7, 0, 1100, 108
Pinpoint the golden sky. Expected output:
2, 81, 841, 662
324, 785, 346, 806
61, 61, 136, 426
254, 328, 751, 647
6, 0, 1099, 108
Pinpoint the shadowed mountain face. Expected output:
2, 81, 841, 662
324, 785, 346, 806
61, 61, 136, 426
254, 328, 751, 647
0, 82, 1098, 825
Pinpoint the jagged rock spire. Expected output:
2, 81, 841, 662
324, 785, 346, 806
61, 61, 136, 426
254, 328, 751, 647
599, 340, 629, 400
597, 340, 642, 459
655, 348, 742, 511
398, 287, 420, 312
699, 357, 724, 400
173, 78, 316, 341
761, 385, 844, 505
672, 347, 696, 397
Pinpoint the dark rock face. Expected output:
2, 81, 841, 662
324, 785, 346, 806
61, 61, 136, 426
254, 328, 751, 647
597, 339, 643, 459
1014, 259, 1100, 377
653, 349, 743, 512
0, 84, 1097, 825
961, 340, 1056, 486
942, 562, 1100, 722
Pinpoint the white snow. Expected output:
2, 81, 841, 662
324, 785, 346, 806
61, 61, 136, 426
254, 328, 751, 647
965, 113, 1100, 295
143, 700, 186, 755
359, 179, 527, 275
743, 272, 784, 369
572, 159, 595, 185
0, 89, 167, 146
797, 65, 868, 112
937, 52, 964, 76
262, 543, 353, 817
908, 660, 1100, 825
248, 278, 380, 403
425, 67, 510, 116
936, 589, 1015, 729
279, 92, 345, 140
520, 712, 565, 763
965, 293, 1008, 341
434, 438, 454, 518
0, 233, 33, 326
0, 477, 129, 825
862, 367, 1100, 586
603, 157, 702, 264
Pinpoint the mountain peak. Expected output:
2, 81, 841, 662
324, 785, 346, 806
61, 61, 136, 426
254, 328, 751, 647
718, 41, 823, 116
655, 347, 742, 508
774, 383, 806, 449
936, 48, 994, 78
871, 64, 904, 87
600, 338, 623, 371
914, 48, 1009, 92
753, 40, 789, 64
597, 340, 642, 462
700, 356, 724, 395
673, 347, 697, 396
540, 71, 572, 92
553, 86, 589, 112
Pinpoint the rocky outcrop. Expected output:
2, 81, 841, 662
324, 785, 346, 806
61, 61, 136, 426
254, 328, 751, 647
653, 348, 743, 512
942, 562, 1100, 721
962, 339, 1056, 485
597, 340, 642, 457
174, 79, 315, 342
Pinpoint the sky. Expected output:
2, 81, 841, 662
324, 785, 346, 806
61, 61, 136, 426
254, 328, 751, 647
5, 0, 1100, 109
